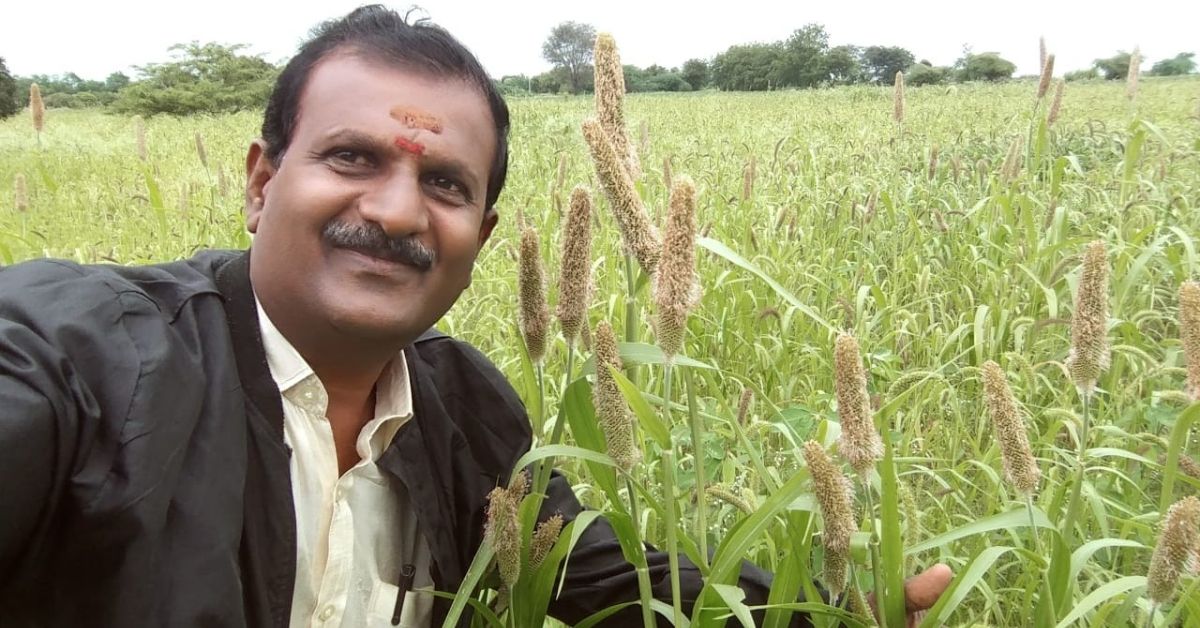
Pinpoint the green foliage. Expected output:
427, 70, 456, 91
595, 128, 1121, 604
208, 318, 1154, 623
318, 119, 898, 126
956, 52, 1016, 82
541, 21, 597, 95
772, 24, 832, 89
1093, 51, 1136, 80
111, 42, 277, 116
863, 46, 916, 84
1065, 68, 1100, 82
1150, 52, 1197, 76
680, 58, 710, 91
712, 43, 783, 91
11, 71, 129, 110
496, 75, 531, 96
624, 65, 691, 93
825, 45, 865, 85
905, 62, 949, 86
0, 57, 18, 119
5, 74, 1200, 628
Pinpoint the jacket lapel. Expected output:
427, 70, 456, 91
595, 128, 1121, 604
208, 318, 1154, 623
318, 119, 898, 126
214, 251, 298, 628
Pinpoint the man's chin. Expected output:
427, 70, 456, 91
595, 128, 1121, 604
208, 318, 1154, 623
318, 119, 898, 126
323, 299, 440, 347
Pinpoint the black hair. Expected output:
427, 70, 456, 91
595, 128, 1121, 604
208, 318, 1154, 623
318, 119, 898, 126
261, 5, 510, 209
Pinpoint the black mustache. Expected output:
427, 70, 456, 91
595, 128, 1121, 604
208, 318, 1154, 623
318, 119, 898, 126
322, 221, 436, 270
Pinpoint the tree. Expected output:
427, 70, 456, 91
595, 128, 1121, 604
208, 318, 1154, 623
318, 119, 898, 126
1150, 52, 1196, 76
772, 24, 831, 88
825, 45, 865, 85
0, 57, 19, 119
681, 58, 710, 90
711, 43, 783, 91
541, 21, 596, 94
1093, 51, 1134, 80
104, 72, 131, 92
863, 46, 915, 84
957, 52, 1016, 82
905, 62, 949, 86
111, 42, 277, 115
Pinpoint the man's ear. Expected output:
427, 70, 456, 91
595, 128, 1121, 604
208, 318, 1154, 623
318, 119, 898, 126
244, 139, 275, 234
477, 207, 499, 249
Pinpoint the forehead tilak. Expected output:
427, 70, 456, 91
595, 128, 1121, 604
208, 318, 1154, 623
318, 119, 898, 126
390, 106, 444, 134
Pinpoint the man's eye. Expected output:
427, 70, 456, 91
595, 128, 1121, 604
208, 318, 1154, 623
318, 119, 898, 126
427, 176, 465, 195
330, 150, 373, 168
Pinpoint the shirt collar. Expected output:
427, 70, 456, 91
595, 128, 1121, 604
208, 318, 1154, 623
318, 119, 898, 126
253, 296, 413, 422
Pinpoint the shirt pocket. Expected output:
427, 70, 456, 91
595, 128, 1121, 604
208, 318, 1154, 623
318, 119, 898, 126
368, 581, 434, 628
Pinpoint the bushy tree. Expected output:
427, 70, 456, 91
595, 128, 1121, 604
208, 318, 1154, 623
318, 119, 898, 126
906, 62, 949, 86
111, 42, 277, 115
825, 45, 865, 85
1093, 51, 1135, 80
957, 52, 1016, 82
1150, 52, 1196, 76
680, 58, 710, 90
711, 43, 783, 91
541, 21, 596, 94
863, 46, 915, 84
1064, 67, 1099, 81
496, 75, 531, 96
0, 57, 19, 119
772, 24, 831, 88
623, 65, 690, 92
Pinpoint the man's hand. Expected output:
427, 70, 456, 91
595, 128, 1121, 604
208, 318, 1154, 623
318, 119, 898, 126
869, 563, 954, 627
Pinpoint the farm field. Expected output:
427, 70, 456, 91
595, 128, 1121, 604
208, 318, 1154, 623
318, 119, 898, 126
2, 77, 1200, 626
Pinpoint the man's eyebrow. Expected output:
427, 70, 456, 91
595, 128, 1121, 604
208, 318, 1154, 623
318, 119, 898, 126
318, 128, 393, 152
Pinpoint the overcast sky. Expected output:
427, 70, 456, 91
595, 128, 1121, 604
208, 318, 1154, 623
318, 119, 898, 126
3, 0, 1196, 81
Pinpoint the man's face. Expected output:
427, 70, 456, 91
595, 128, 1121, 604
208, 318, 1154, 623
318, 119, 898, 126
244, 53, 498, 346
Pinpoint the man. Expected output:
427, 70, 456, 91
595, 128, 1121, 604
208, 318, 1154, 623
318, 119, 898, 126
0, 6, 949, 626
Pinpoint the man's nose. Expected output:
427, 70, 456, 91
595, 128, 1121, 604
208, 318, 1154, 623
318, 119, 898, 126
357, 169, 429, 236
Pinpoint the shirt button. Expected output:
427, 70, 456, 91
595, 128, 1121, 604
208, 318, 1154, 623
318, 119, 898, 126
336, 487, 346, 500
318, 606, 334, 621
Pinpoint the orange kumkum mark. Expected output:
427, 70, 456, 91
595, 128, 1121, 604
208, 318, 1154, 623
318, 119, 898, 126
394, 137, 426, 156
389, 106, 444, 134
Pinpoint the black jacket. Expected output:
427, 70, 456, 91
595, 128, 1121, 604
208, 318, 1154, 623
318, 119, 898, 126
0, 250, 805, 627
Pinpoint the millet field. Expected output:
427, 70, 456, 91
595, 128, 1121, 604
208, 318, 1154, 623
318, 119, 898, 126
2, 61, 1200, 627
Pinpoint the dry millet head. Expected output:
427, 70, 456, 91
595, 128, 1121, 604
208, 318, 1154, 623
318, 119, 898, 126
581, 117, 660, 276
653, 175, 698, 359
484, 482, 524, 588
834, 332, 883, 476
981, 361, 1041, 495
893, 71, 906, 124
555, 186, 594, 346
802, 440, 855, 598
593, 33, 640, 179
736, 387, 754, 426
529, 513, 565, 569
1178, 281, 1200, 401
1047, 80, 1065, 126
1036, 54, 1055, 100
30, 83, 45, 134
1147, 496, 1200, 604
592, 321, 640, 471
13, 174, 29, 212
517, 227, 549, 364
1067, 240, 1110, 394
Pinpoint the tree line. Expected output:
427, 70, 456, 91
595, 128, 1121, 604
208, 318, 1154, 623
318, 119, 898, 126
0, 24, 1196, 118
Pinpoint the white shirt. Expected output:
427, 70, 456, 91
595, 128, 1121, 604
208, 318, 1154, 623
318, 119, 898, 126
255, 300, 434, 628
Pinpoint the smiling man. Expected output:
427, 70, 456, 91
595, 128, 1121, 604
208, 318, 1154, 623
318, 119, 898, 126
0, 6, 948, 627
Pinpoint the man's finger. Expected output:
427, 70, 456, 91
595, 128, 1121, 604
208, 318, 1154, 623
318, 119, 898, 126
905, 563, 953, 612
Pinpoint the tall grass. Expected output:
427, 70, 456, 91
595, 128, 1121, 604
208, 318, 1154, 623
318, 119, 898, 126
2, 75, 1200, 625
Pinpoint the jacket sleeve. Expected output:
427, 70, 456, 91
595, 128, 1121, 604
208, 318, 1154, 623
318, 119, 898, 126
539, 470, 820, 627
0, 261, 128, 586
